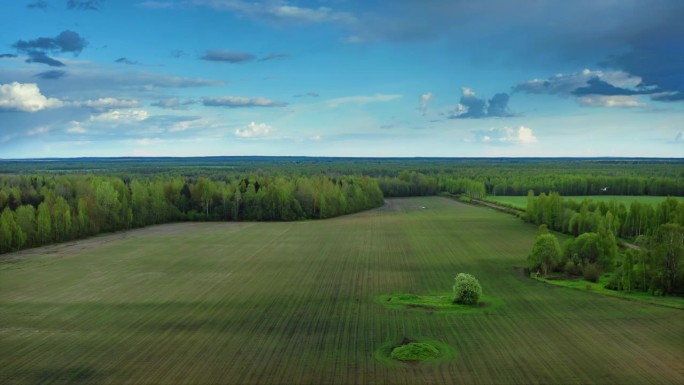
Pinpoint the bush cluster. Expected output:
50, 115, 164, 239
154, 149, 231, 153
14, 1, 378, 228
453, 273, 482, 305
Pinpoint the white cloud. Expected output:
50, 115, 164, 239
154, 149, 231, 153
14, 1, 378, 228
472, 126, 538, 145
27, 127, 50, 136
90, 109, 149, 123
142, 1, 356, 25
325, 94, 402, 108
310, 135, 321, 141
461, 87, 476, 97
203, 96, 287, 108
235, 121, 273, 138
674, 132, 683, 143
577, 95, 647, 108
514, 69, 644, 96
0, 82, 63, 112
66, 121, 87, 134
419, 92, 433, 115
77, 98, 140, 109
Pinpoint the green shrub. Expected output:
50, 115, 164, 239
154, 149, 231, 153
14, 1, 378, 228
564, 260, 581, 276
458, 195, 472, 203
390, 342, 439, 361
453, 273, 482, 305
583, 263, 600, 283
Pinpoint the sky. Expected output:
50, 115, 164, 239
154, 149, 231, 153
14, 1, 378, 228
0, 0, 683, 158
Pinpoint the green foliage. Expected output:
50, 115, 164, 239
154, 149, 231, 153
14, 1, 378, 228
390, 343, 439, 361
453, 273, 482, 305
583, 263, 601, 283
528, 233, 562, 276
0, 173, 384, 254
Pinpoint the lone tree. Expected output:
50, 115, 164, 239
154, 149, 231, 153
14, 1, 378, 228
453, 273, 482, 305
528, 233, 562, 276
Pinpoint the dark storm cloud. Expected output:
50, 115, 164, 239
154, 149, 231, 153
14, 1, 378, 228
26, 52, 65, 67
13, 30, 88, 55
607, 38, 684, 101
0, 54, 18, 59
27, 0, 48, 9
35, 70, 67, 80
66, 0, 103, 10
201, 50, 256, 63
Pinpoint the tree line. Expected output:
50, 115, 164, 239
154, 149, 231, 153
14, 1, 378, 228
526, 192, 683, 296
0, 174, 384, 253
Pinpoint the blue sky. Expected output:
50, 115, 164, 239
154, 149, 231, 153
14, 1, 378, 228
1, 0, 682, 158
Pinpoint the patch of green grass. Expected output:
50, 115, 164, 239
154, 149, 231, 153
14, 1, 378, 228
487, 195, 682, 210
376, 293, 502, 314
374, 337, 456, 367
1, 197, 682, 384
391, 342, 439, 361
534, 274, 684, 310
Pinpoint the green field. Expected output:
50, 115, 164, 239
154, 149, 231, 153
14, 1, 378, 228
486, 195, 682, 210
1, 197, 682, 384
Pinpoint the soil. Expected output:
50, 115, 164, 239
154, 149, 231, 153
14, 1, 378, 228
0, 222, 252, 262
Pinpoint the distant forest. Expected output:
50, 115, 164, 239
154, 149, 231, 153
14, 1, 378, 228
1, 157, 682, 257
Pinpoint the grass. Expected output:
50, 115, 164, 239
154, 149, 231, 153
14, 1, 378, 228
1, 197, 682, 384
486, 195, 682, 210
390, 342, 439, 361
534, 273, 684, 310
376, 293, 502, 314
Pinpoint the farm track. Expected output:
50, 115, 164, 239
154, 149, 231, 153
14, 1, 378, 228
0, 197, 682, 384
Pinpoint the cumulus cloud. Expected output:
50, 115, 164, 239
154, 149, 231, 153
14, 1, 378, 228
577, 95, 646, 108
67, 0, 104, 10
201, 50, 256, 63
0, 82, 143, 113
202, 96, 287, 108
325, 94, 401, 108
472, 126, 538, 145
235, 121, 273, 138
151, 97, 197, 110
450, 88, 513, 119
35, 70, 67, 80
419, 92, 433, 115
0, 82, 64, 112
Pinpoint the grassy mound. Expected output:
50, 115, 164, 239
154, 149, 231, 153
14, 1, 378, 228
376, 293, 501, 314
390, 342, 439, 361
373, 337, 456, 367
